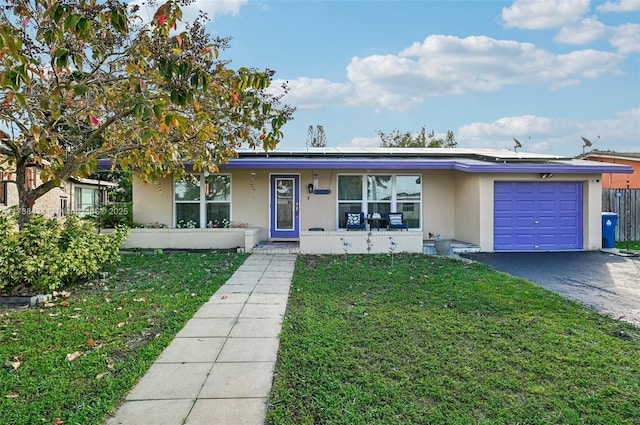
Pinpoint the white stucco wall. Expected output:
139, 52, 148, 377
132, 176, 173, 226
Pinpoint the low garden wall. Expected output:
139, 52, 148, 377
300, 230, 423, 255
120, 227, 264, 251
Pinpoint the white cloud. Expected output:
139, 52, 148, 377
554, 17, 610, 44
181, 0, 247, 21
552, 18, 640, 54
271, 78, 354, 111
347, 137, 381, 149
502, 0, 589, 29
597, 0, 640, 12
129, 0, 247, 27
277, 35, 623, 112
457, 109, 640, 155
610, 23, 640, 54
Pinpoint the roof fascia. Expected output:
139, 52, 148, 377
221, 158, 633, 174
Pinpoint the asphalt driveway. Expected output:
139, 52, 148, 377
461, 251, 640, 327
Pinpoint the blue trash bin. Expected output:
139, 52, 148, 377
601, 212, 618, 249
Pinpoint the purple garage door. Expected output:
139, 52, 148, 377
494, 182, 583, 251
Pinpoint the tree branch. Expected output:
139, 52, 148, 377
72, 106, 136, 156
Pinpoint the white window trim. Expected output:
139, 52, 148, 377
173, 174, 232, 229
337, 173, 422, 230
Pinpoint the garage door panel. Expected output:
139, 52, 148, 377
538, 200, 557, 212
494, 182, 582, 251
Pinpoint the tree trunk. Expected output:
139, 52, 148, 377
15, 161, 33, 230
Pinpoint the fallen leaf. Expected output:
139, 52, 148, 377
221, 295, 228, 300
3, 360, 21, 371
58, 301, 70, 307
65, 351, 83, 362
117, 322, 125, 328
95, 372, 108, 380
5, 392, 19, 398
52, 418, 66, 425
133, 297, 146, 302
86, 339, 95, 347
67, 315, 81, 319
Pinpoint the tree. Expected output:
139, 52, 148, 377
306, 124, 327, 147
0, 0, 293, 228
377, 126, 456, 148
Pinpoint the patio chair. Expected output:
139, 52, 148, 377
345, 211, 366, 231
385, 212, 408, 231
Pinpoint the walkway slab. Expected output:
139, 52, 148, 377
217, 337, 280, 362
125, 362, 212, 400
175, 317, 236, 337
156, 337, 225, 363
240, 303, 287, 319
186, 399, 267, 425
105, 253, 294, 425
199, 362, 276, 398
105, 399, 193, 425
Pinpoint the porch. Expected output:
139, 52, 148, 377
252, 233, 480, 256
119, 228, 480, 255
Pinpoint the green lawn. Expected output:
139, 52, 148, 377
267, 254, 640, 425
2, 252, 639, 424
615, 240, 640, 251
0, 252, 248, 425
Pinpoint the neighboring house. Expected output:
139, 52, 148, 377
114, 147, 632, 254
579, 151, 640, 189
0, 166, 116, 218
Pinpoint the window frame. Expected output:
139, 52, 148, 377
173, 174, 232, 228
337, 173, 422, 230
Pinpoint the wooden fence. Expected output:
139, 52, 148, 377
602, 189, 640, 242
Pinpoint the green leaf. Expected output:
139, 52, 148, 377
72, 84, 89, 95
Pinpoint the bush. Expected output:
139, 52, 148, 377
85, 203, 133, 228
0, 213, 128, 294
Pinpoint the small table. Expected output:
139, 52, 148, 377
366, 216, 383, 231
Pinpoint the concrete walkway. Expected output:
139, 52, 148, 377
106, 253, 296, 425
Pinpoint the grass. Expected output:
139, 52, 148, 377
0, 252, 248, 425
267, 254, 640, 425
615, 240, 640, 251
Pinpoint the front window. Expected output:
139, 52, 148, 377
174, 174, 231, 228
367, 175, 392, 218
75, 187, 101, 216
175, 177, 201, 227
338, 174, 422, 229
338, 175, 363, 228
205, 174, 231, 227
395, 175, 421, 228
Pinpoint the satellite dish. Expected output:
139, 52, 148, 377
581, 135, 600, 153
512, 136, 530, 152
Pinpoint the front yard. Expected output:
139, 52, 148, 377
1, 252, 639, 424
0, 252, 247, 425
267, 254, 640, 424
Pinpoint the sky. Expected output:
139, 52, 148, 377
162, 0, 639, 157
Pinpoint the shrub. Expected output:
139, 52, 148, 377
0, 213, 128, 294
85, 203, 133, 228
